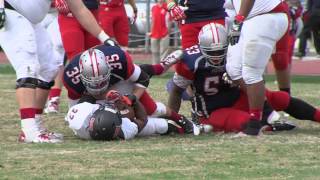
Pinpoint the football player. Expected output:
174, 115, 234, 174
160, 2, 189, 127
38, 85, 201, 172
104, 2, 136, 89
99, 0, 138, 47
226, 0, 289, 135
63, 45, 198, 134
0, 0, 127, 143
168, 23, 320, 135
65, 91, 198, 141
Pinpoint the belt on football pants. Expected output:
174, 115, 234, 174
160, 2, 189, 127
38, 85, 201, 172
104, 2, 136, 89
5, 1, 16, 11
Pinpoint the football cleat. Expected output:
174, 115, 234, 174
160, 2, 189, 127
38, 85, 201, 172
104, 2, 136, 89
160, 50, 183, 71
36, 116, 64, 140
177, 116, 200, 135
44, 97, 60, 113
269, 121, 296, 131
199, 124, 213, 133
18, 131, 63, 143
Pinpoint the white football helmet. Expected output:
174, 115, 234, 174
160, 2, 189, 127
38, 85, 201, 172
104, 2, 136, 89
79, 49, 111, 96
198, 23, 228, 68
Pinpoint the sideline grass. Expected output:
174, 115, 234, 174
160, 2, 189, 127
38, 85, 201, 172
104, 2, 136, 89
1, 73, 320, 179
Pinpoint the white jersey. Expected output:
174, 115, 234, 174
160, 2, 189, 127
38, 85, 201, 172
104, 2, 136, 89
65, 102, 138, 140
6, 0, 51, 24
231, 0, 282, 19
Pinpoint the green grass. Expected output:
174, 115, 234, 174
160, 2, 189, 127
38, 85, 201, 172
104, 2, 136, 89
1, 72, 320, 179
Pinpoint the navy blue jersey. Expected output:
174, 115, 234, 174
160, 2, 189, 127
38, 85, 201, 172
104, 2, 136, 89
63, 45, 136, 99
175, 45, 240, 118
179, 0, 226, 24
83, 0, 99, 9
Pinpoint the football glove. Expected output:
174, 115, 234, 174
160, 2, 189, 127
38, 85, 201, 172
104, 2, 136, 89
104, 38, 118, 47
54, 0, 71, 14
0, 8, 5, 30
228, 15, 245, 46
167, 2, 186, 22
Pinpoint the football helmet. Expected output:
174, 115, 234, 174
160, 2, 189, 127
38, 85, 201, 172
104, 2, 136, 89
198, 23, 228, 68
79, 49, 111, 96
89, 104, 122, 141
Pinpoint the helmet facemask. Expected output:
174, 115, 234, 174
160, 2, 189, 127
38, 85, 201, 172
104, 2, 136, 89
200, 44, 227, 68
81, 72, 111, 96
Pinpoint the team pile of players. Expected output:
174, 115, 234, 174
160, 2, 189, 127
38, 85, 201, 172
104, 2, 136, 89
1, 0, 320, 143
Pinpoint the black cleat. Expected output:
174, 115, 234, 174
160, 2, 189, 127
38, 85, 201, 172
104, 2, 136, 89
178, 116, 200, 135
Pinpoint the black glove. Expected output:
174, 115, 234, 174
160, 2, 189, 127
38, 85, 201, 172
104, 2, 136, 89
0, 8, 5, 30
228, 15, 245, 46
104, 38, 118, 47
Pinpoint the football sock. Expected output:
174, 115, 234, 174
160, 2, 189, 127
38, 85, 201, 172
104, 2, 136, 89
249, 109, 262, 120
48, 88, 61, 100
285, 97, 319, 122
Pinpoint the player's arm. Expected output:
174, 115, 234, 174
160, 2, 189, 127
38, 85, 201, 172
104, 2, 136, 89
129, 96, 148, 132
128, 0, 138, 15
65, 0, 110, 43
125, 52, 150, 99
238, 0, 255, 18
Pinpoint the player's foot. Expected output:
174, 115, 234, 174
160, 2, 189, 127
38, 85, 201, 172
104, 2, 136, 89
36, 116, 64, 140
44, 97, 60, 113
160, 50, 183, 71
267, 111, 296, 131
242, 119, 262, 136
178, 116, 200, 135
198, 124, 213, 133
18, 131, 63, 143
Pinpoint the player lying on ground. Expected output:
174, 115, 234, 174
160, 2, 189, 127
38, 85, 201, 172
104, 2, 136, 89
168, 23, 320, 136
65, 90, 197, 141
63, 45, 199, 134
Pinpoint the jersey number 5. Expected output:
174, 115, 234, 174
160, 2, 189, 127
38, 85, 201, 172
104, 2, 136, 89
204, 76, 219, 95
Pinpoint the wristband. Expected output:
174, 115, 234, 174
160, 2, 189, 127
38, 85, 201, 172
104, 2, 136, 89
235, 15, 245, 23
97, 31, 110, 43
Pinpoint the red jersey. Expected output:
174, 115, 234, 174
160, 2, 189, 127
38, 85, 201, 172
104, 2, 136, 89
150, 3, 170, 39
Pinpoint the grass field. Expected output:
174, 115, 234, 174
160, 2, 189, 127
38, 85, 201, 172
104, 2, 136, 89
1, 67, 320, 179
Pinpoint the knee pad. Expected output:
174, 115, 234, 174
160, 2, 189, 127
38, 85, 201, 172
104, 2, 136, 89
226, 62, 242, 81
16, 77, 38, 89
150, 102, 167, 117
37, 79, 54, 90
242, 41, 273, 84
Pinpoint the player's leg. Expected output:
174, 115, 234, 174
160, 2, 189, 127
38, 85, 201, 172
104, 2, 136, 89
159, 35, 170, 60
113, 7, 130, 47
151, 38, 161, 64
98, 6, 116, 42
271, 30, 291, 94
266, 90, 320, 123
240, 13, 288, 121
58, 14, 85, 60
0, 10, 60, 143
45, 16, 66, 113
34, 23, 63, 139
137, 117, 169, 136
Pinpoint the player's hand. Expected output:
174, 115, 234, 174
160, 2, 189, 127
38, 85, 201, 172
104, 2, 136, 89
129, 8, 138, 24
0, 8, 5, 30
106, 90, 122, 103
167, 2, 186, 21
104, 38, 118, 47
228, 15, 245, 46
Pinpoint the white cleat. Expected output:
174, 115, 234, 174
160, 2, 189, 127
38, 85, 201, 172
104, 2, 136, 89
18, 131, 63, 143
44, 97, 60, 114
199, 124, 213, 133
